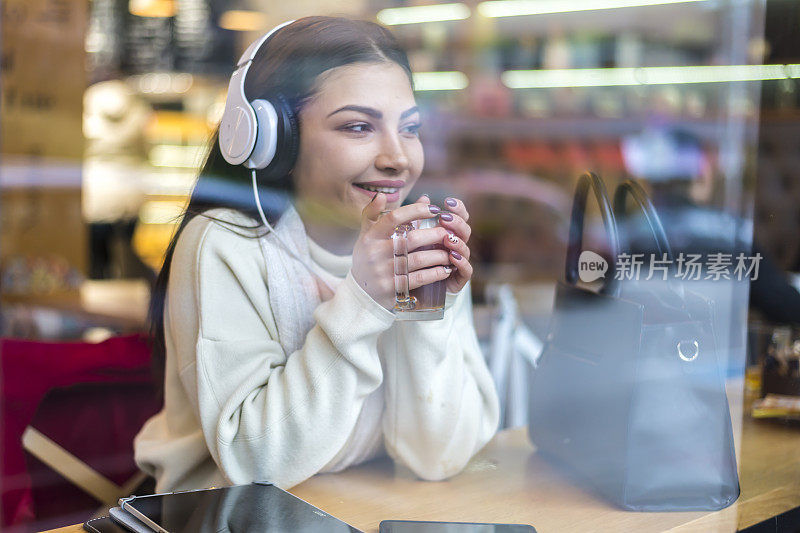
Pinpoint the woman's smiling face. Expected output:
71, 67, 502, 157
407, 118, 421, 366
290, 61, 424, 226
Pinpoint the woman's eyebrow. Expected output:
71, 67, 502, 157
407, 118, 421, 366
326, 105, 420, 120
400, 106, 420, 120
328, 105, 381, 119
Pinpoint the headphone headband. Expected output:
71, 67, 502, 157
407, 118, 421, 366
237, 19, 296, 68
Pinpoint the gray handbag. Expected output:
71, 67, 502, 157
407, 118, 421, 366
528, 173, 740, 511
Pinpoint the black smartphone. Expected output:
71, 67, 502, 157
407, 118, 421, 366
379, 520, 536, 532
116, 482, 362, 533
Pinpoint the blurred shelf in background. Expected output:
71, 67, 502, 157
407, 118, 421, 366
1, 279, 150, 334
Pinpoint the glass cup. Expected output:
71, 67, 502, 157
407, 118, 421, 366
385, 211, 447, 321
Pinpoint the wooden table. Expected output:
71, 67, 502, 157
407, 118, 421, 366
44, 408, 800, 533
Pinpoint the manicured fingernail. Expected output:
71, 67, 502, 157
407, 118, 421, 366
419, 194, 429, 201
429, 205, 441, 214
445, 197, 458, 207
440, 212, 453, 222
451, 250, 462, 260
443, 265, 453, 274
447, 232, 459, 244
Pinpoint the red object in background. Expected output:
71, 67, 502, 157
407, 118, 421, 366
593, 141, 626, 176
562, 140, 592, 175
1, 335, 160, 531
502, 139, 624, 178
502, 140, 561, 176
529, 142, 560, 175
503, 140, 533, 172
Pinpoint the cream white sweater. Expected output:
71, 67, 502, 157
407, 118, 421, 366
134, 208, 499, 492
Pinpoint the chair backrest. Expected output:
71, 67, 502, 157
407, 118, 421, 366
1, 334, 160, 531
485, 284, 545, 429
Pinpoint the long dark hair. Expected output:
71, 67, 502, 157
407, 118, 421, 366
148, 16, 413, 383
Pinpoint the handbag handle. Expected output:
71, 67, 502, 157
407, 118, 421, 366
613, 178, 686, 304
613, 179, 673, 261
565, 172, 620, 296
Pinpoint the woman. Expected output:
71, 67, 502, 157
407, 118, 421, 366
134, 16, 499, 493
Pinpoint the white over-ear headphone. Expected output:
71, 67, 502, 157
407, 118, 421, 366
218, 19, 336, 294
219, 19, 298, 172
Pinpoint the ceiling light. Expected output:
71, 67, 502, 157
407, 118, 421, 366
413, 71, 469, 91
219, 10, 269, 32
377, 3, 470, 25
478, 0, 708, 19
501, 64, 799, 89
129, 0, 176, 18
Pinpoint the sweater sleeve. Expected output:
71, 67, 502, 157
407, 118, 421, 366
381, 281, 500, 481
174, 216, 395, 489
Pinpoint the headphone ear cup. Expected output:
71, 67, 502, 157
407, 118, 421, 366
260, 94, 299, 181
246, 99, 279, 170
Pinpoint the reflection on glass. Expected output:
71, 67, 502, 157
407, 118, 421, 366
124, 484, 359, 532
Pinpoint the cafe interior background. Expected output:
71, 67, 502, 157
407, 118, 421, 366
1, 0, 799, 530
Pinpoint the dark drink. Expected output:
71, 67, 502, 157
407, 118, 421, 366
408, 215, 447, 313
391, 214, 446, 320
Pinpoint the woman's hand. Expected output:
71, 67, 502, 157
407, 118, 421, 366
352, 192, 454, 310
418, 195, 473, 294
